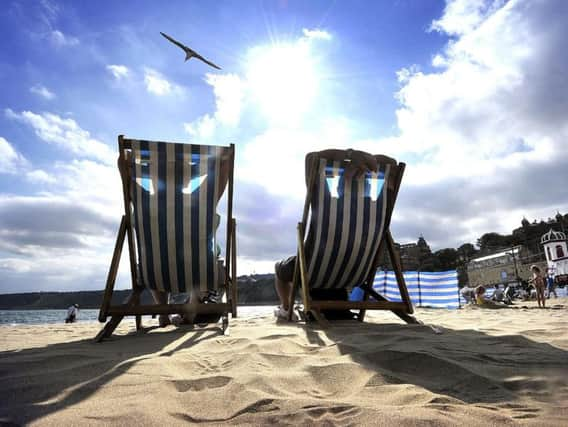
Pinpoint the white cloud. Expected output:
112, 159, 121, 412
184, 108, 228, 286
106, 64, 130, 80
184, 114, 216, 139
393, 0, 566, 185
26, 169, 56, 184
5, 109, 115, 165
30, 85, 56, 100
144, 68, 176, 96
184, 30, 328, 141
50, 29, 79, 47
0, 158, 125, 292
0, 137, 28, 174
382, 0, 568, 248
302, 28, 332, 41
183, 73, 245, 140
205, 73, 244, 126
430, 0, 500, 36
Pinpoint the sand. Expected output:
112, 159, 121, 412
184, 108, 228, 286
1, 302, 567, 426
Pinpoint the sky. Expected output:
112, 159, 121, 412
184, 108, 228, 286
1, 0, 567, 293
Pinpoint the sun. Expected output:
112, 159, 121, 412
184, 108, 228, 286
246, 40, 319, 123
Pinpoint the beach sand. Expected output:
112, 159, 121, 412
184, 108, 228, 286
1, 302, 567, 426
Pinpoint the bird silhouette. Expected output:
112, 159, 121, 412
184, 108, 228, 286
160, 32, 221, 70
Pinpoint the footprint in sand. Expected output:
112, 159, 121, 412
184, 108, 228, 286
171, 375, 232, 392
172, 398, 279, 423
301, 403, 361, 420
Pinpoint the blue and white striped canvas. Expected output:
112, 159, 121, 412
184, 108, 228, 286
373, 270, 460, 309
305, 158, 391, 290
129, 139, 229, 294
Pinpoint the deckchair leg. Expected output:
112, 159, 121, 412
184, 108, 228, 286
309, 309, 329, 329
287, 281, 298, 321
296, 222, 312, 320
95, 315, 123, 342
221, 314, 229, 335
95, 288, 143, 342
287, 256, 299, 321
230, 218, 238, 318
357, 285, 371, 322
99, 216, 127, 323
386, 230, 414, 314
365, 287, 419, 325
134, 292, 142, 331
393, 310, 420, 325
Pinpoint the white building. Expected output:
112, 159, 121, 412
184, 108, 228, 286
541, 229, 568, 279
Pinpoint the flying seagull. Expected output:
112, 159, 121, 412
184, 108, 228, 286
160, 32, 221, 70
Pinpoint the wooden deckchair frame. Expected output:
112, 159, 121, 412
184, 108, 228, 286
95, 135, 237, 342
287, 154, 418, 326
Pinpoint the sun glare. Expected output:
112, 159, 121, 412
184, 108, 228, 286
246, 41, 319, 123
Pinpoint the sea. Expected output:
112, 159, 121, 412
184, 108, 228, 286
0, 306, 276, 326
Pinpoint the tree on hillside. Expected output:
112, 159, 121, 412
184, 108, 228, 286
476, 232, 514, 253
432, 248, 458, 271
457, 243, 477, 259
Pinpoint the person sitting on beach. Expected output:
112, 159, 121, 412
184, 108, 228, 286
528, 265, 546, 308
503, 284, 515, 304
491, 284, 504, 302
460, 286, 476, 304
273, 148, 379, 321
474, 286, 510, 309
65, 304, 79, 323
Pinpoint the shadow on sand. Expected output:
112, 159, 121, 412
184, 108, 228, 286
0, 324, 223, 426
314, 320, 568, 407
0, 317, 567, 425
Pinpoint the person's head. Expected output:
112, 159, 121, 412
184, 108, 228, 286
494, 284, 499, 289
74, 304, 79, 308
531, 265, 541, 275
475, 285, 486, 296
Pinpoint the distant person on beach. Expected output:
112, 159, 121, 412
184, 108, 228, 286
529, 265, 546, 308
65, 304, 79, 323
546, 275, 557, 299
491, 284, 504, 302
460, 286, 476, 304
273, 148, 379, 321
503, 284, 515, 304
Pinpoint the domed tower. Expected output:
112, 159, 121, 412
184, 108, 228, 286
541, 229, 568, 277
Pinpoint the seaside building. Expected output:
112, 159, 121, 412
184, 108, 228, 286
512, 212, 567, 255
467, 245, 547, 287
541, 228, 568, 284
378, 236, 432, 271
466, 212, 566, 287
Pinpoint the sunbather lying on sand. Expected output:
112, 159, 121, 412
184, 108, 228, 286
475, 285, 512, 309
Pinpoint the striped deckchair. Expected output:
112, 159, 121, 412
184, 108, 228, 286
96, 136, 237, 341
288, 153, 418, 326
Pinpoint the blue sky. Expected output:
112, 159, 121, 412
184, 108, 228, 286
1, 0, 567, 293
